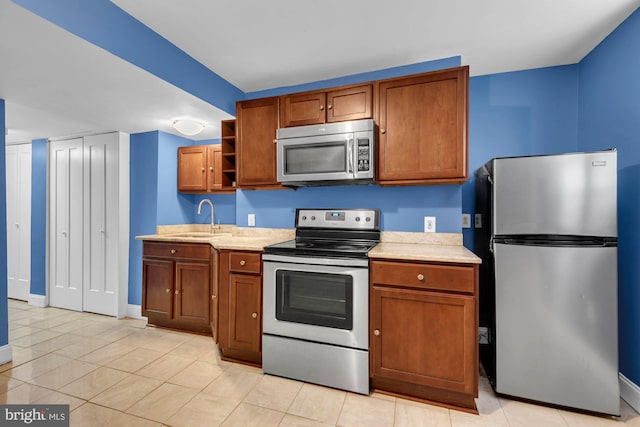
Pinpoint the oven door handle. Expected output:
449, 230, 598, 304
263, 253, 369, 268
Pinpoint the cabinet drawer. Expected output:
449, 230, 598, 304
371, 260, 474, 294
143, 241, 211, 261
229, 252, 262, 274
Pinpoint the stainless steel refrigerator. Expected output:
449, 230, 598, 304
474, 150, 619, 415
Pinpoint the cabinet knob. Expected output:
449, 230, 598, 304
252, 312, 258, 319
327, 104, 332, 110
175, 290, 180, 295
320, 105, 324, 111
240, 260, 246, 266
273, 139, 277, 144
212, 294, 216, 299
166, 289, 170, 293
209, 166, 213, 171
201, 167, 205, 172
170, 249, 176, 254
380, 128, 386, 134
417, 274, 425, 281
374, 329, 380, 336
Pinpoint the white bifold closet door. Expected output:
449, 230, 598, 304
6, 143, 32, 301
49, 133, 128, 316
50, 138, 84, 311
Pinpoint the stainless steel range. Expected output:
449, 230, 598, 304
262, 208, 380, 394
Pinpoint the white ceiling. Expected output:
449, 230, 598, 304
1, 0, 639, 144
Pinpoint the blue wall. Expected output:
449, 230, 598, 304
576, 7, 640, 386
463, 65, 580, 247
128, 131, 159, 307
0, 100, 8, 346
29, 139, 47, 296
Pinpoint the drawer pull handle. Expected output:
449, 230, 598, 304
166, 289, 170, 293
374, 329, 380, 336
240, 260, 246, 266
251, 312, 258, 319
417, 274, 424, 281
170, 249, 176, 254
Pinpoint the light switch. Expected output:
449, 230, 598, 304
248, 214, 256, 227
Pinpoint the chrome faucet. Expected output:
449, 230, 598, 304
197, 199, 219, 233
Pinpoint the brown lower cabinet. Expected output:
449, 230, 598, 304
217, 250, 263, 365
142, 241, 212, 334
370, 259, 479, 411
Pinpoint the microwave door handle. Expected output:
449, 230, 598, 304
348, 139, 355, 176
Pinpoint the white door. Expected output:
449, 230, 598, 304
6, 143, 31, 301
49, 138, 84, 311
82, 134, 119, 315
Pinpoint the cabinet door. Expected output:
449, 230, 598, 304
377, 66, 468, 184
237, 98, 280, 187
280, 92, 326, 127
142, 258, 175, 319
207, 145, 223, 191
211, 248, 219, 343
228, 273, 262, 353
371, 286, 476, 395
178, 146, 207, 191
175, 261, 211, 326
326, 85, 372, 123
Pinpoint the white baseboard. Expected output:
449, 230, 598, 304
620, 373, 640, 413
0, 344, 13, 365
28, 294, 47, 308
126, 304, 147, 320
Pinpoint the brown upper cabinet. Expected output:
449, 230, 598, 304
178, 144, 232, 193
376, 66, 469, 185
280, 84, 373, 128
236, 97, 281, 189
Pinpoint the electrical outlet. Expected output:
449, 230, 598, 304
479, 327, 489, 344
475, 213, 483, 228
248, 214, 256, 227
462, 213, 471, 228
424, 216, 436, 233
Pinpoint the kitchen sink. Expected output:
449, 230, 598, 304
170, 232, 231, 239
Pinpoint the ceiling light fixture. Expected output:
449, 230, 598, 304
172, 119, 205, 136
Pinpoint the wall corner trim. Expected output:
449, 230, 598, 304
0, 344, 13, 365
28, 294, 47, 308
620, 373, 640, 413
126, 304, 147, 320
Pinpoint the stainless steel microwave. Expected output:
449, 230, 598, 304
276, 119, 375, 186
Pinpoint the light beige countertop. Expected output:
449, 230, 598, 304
136, 226, 481, 262
369, 231, 481, 264
135, 224, 294, 251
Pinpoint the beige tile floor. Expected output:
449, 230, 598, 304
1, 299, 639, 427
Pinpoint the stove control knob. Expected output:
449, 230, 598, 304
302, 216, 307, 221
355, 217, 360, 222
365, 217, 371, 222
311, 216, 316, 221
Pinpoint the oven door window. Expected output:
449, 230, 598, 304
275, 270, 353, 330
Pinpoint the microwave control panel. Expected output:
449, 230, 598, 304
357, 138, 370, 172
